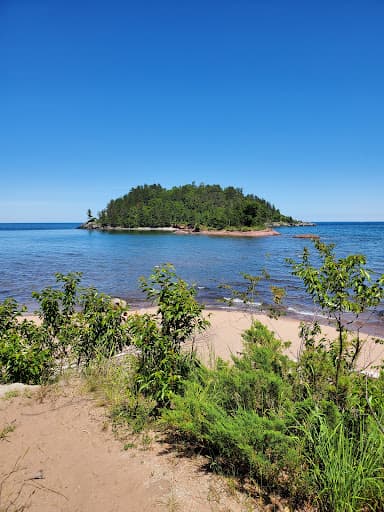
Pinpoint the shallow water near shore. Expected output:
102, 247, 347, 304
1, 222, 384, 336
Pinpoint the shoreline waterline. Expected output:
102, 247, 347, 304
125, 301, 384, 339
79, 223, 282, 237
19, 296, 384, 340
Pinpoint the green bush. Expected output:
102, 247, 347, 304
163, 321, 304, 495
0, 273, 132, 384
130, 265, 209, 407
32, 273, 132, 366
0, 330, 53, 384
73, 287, 131, 365
139, 264, 209, 348
0, 299, 53, 384
32, 272, 82, 338
288, 240, 384, 396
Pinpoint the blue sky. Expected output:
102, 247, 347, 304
1, 0, 383, 222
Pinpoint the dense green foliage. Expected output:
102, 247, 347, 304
0, 266, 208, 406
163, 322, 301, 492
131, 264, 209, 406
287, 240, 384, 396
32, 272, 132, 366
98, 183, 295, 229
300, 411, 384, 512
0, 273, 132, 383
0, 299, 53, 384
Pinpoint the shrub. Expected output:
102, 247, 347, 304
32, 273, 131, 366
0, 299, 53, 384
73, 287, 131, 365
163, 322, 304, 496
139, 264, 209, 348
131, 265, 209, 407
1, 273, 132, 383
0, 330, 53, 384
32, 272, 82, 337
288, 240, 384, 395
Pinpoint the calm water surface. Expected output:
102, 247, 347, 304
1, 222, 383, 335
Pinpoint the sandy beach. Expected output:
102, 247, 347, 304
23, 308, 384, 373
175, 228, 281, 237
0, 383, 252, 512
193, 309, 384, 374
85, 225, 281, 237
124, 307, 384, 374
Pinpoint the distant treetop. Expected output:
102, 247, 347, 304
98, 183, 295, 229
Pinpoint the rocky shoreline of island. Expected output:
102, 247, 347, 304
78, 220, 316, 237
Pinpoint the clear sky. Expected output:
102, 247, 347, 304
1, 0, 383, 222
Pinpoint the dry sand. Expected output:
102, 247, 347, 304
176, 228, 280, 237
1, 309, 383, 511
0, 383, 255, 512
194, 309, 384, 373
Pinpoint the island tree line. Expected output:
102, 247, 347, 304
97, 183, 295, 229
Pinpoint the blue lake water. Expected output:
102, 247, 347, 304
1, 222, 383, 335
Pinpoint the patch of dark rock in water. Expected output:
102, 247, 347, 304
293, 234, 320, 239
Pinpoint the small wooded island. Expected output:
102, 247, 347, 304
80, 183, 314, 235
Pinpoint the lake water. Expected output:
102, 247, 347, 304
1, 222, 383, 335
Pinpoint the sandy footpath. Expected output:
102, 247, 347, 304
0, 382, 254, 512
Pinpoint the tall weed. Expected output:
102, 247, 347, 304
84, 355, 156, 432
299, 412, 384, 511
